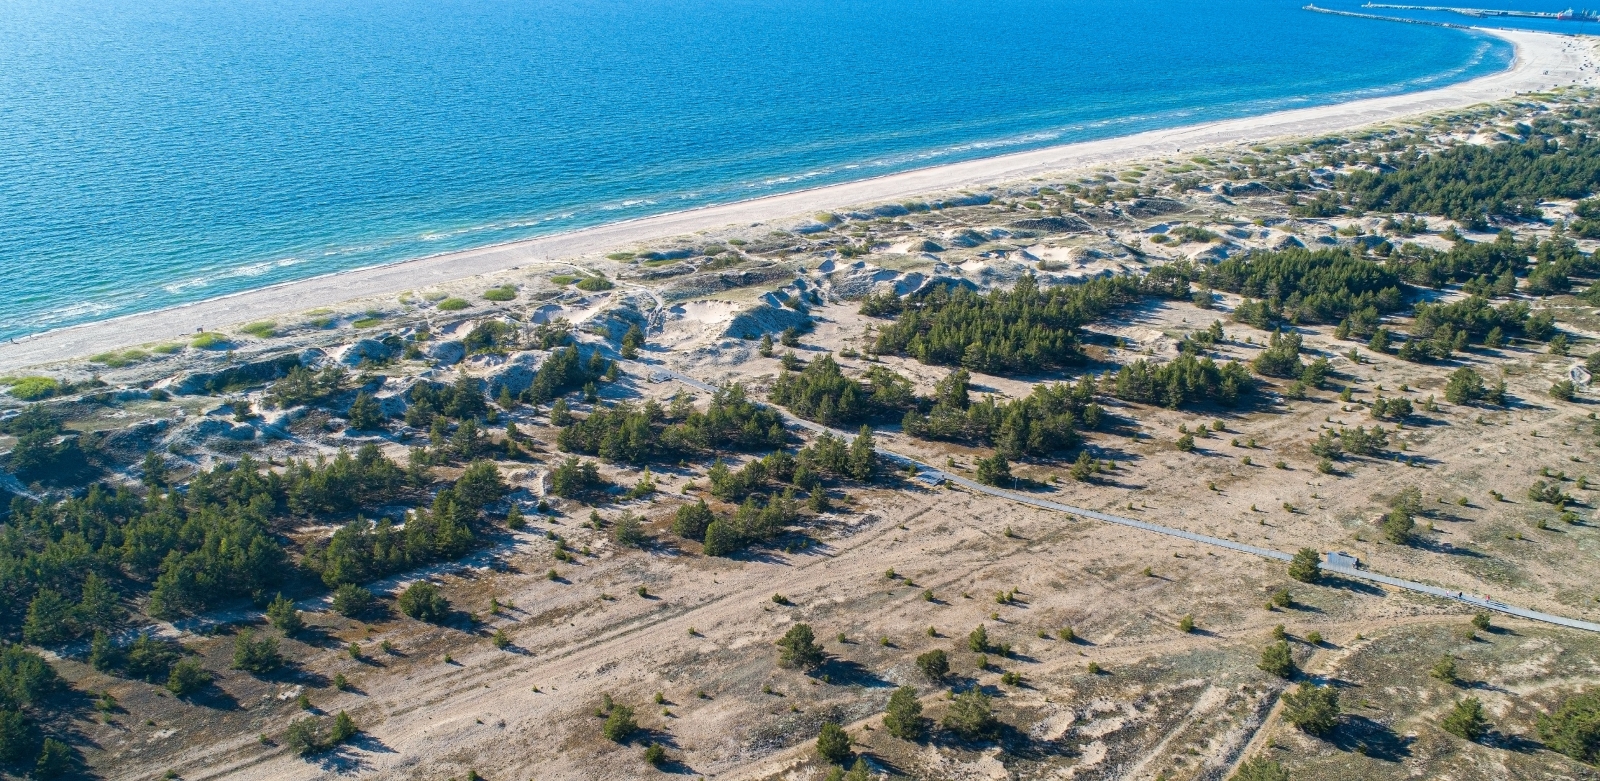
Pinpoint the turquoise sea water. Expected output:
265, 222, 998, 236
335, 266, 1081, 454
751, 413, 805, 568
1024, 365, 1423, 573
0, 0, 1512, 341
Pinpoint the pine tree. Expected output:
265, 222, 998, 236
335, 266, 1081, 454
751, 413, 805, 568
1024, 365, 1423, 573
702, 520, 739, 556
89, 630, 119, 672
622, 324, 645, 359
266, 593, 304, 636
1281, 682, 1339, 735
1431, 655, 1458, 685
883, 685, 925, 740
777, 623, 825, 670
848, 426, 877, 482
916, 649, 949, 681
329, 711, 358, 744
1259, 640, 1295, 678
672, 499, 715, 541
975, 453, 1011, 486
612, 511, 646, 547
816, 721, 851, 764
75, 573, 123, 631
348, 391, 384, 430
1288, 547, 1322, 582
166, 657, 211, 696
22, 590, 73, 645
603, 705, 637, 742
943, 689, 997, 739
968, 624, 990, 653
1441, 697, 1488, 741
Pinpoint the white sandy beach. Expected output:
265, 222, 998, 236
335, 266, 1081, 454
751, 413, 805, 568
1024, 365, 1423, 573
2, 27, 1594, 373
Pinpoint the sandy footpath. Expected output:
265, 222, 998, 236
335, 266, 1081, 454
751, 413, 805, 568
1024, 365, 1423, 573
2, 27, 1593, 374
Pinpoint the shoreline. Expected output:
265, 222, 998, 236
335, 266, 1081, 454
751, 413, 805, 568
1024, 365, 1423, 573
3, 27, 1594, 374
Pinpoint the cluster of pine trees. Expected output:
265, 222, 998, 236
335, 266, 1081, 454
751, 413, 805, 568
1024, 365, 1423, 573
269, 364, 351, 408
522, 344, 612, 406
1387, 230, 1527, 292
1, 443, 500, 645
671, 429, 875, 555
1110, 354, 1255, 409
404, 374, 490, 427
1, 406, 88, 485
1207, 248, 1404, 327
0, 642, 67, 776
556, 385, 787, 464
1336, 130, 1600, 228
1408, 296, 1542, 351
768, 354, 916, 427
869, 275, 1150, 374
902, 369, 1101, 458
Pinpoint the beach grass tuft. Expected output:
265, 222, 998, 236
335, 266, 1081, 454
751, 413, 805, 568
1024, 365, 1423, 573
7, 376, 61, 401
575, 275, 614, 292
436, 297, 470, 311
352, 317, 383, 329
551, 275, 579, 285
191, 332, 229, 349
605, 252, 635, 261
239, 321, 277, 338
151, 343, 183, 355
483, 285, 517, 302
89, 349, 151, 368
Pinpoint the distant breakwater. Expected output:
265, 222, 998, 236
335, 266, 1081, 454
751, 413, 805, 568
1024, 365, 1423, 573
1304, 3, 1584, 35
1304, 4, 1474, 28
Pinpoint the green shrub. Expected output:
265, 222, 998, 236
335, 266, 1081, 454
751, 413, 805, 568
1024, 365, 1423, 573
1259, 640, 1295, 678
240, 321, 277, 338
1289, 547, 1322, 582
943, 689, 997, 739
777, 623, 825, 670
816, 721, 851, 764
483, 285, 517, 302
166, 657, 211, 696
436, 297, 470, 311
398, 581, 450, 623
352, 317, 383, 329
1442, 697, 1488, 741
7, 377, 60, 400
231, 629, 283, 674
576, 275, 615, 292
1230, 757, 1289, 781
915, 649, 949, 681
285, 718, 320, 755
1282, 682, 1339, 735
191, 332, 229, 349
1538, 691, 1600, 763
603, 704, 637, 742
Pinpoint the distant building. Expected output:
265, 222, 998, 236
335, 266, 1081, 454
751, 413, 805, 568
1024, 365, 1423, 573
1324, 551, 1358, 569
